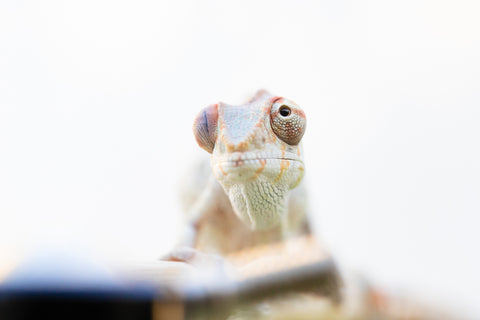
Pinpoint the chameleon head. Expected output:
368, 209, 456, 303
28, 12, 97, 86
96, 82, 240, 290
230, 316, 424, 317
193, 90, 306, 230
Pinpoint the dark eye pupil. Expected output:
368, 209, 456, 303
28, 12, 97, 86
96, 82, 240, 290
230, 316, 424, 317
279, 106, 291, 117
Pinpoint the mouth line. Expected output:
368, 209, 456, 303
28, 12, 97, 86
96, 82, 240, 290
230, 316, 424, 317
220, 158, 302, 165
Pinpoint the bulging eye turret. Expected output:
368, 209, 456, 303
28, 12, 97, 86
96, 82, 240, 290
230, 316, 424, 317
270, 99, 306, 145
193, 104, 219, 153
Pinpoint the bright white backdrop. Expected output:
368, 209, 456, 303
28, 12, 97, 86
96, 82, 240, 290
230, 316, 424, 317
1, 0, 479, 316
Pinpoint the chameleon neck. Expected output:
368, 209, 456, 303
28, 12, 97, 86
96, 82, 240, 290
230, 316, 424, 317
227, 181, 288, 230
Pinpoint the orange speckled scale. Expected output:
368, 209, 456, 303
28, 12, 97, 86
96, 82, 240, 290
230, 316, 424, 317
252, 159, 267, 180
217, 163, 228, 176
274, 159, 290, 183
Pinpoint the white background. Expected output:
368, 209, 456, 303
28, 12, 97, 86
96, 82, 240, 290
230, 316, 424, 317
1, 0, 479, 317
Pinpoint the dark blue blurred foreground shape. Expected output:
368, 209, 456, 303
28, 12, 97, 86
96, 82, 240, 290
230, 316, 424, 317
0, 251, 157, 320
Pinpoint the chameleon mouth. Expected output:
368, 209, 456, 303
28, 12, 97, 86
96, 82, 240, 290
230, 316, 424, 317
214, 156, 305, 187
220, 158, 302, 168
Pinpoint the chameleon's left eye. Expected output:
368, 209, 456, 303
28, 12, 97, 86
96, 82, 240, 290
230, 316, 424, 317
193, 104, 219, 153
270, 99, 306, 145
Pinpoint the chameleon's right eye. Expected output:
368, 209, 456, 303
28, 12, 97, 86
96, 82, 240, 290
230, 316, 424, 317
193, 104, 219, 153
270, 99, 306, 145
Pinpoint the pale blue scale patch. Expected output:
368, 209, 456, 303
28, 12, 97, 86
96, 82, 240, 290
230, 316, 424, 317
221, 104, 264, 146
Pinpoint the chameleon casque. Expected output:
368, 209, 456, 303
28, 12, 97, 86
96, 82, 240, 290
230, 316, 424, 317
174, 90, 312, 257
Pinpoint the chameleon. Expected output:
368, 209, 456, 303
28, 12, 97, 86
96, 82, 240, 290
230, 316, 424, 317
158, 91, 447, 319
172, 90, 311, 257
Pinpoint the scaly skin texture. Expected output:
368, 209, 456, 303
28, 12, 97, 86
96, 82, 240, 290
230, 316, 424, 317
178, 90, 310, 255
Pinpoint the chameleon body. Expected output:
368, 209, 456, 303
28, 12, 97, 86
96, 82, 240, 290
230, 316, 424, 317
179, 90, 310, 255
